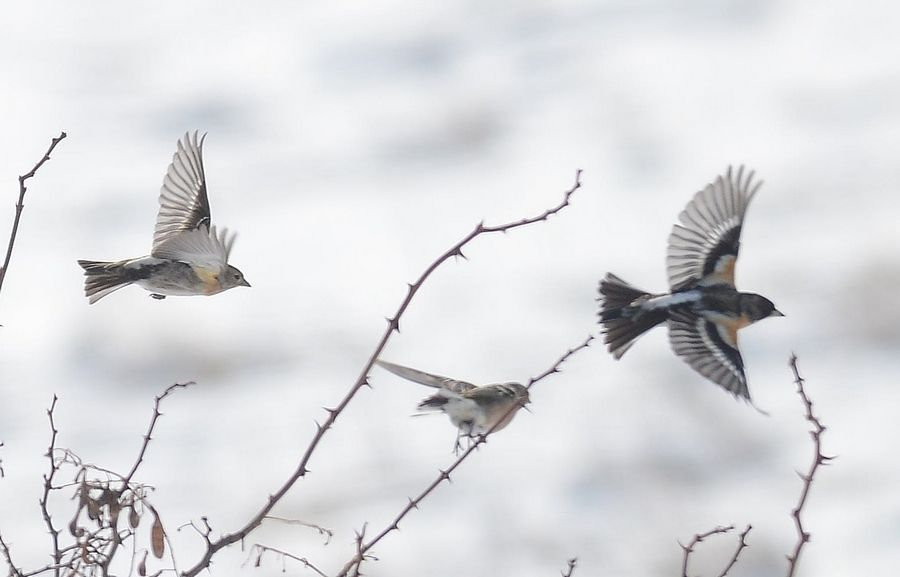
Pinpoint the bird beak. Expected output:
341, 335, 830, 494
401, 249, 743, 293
771, 309, 784, 317
241, 279, 252, 288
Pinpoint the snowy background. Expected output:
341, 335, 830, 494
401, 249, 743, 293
1, 1, 899, 575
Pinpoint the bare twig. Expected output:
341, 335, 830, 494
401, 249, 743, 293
561, 557, 578, 577
100, 382, 192, 576
264, 516, 333, 544
715, 525, 751, 577
336, 334, 594, 577
179, 170, 582, 577
680, 525, 734, 577
0, 532, 24, 577
0, 384, 189, 577
246, 544, 328, 577
680, 355, 830, 577
124, 382, 194, 486
0, 131, 67, 297
40, 396, 63, 577
786, 354, 833, 576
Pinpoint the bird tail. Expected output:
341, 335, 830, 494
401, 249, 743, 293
597, 273, 668, 359
77, 260, 132, 304
417, 391, 453, 411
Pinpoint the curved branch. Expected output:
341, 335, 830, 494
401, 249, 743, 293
336, 334, 593, 577
785, 354, 833, 576
124, 382, 194, 486
40, 396, 62, 577
716, 524, 751, 577
180, 170, 583, 577
0, 131, 67, 298
680, 525, 734, 577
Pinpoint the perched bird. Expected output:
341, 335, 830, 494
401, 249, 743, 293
78, 132, 250, 304
597, 166, 782, 401
375, 359, 530, 452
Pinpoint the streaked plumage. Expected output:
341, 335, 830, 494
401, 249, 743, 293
78, 132, 250, 303
597, 166, 782, 400
375, 359, 530, 452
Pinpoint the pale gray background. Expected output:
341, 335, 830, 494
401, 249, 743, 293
1, 1, 898, 576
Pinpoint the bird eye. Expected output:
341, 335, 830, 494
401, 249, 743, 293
233, 273, 242, 281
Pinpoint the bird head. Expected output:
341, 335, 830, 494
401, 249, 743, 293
741, 293, 783, 322
221, 265, 251, 290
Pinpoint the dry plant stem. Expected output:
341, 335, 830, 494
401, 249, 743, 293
715, 525, 751, 577
680, 525, 734, 577
179, 170, 582, 577
786, 354, 832, 577
0, 533, 23, 577
102, 383, 193, 576
124, 382, 194, 486
263, 516, 333, 544
337, 334, 594, 577
41, 396, 63, 577
0, 131, 67, 295
0, 385, 191, 577
247, 545, 328, 577
561, 557, 578, 577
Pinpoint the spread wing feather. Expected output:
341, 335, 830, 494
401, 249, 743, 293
667, 310, 749, 399
152, 131, 212, 253
666, 166, 762, 291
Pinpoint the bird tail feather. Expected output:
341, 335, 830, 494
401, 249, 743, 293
597, 273, 668, 359
77, 260, 132, 304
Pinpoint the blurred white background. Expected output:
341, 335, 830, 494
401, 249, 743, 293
1, 1, 898, 575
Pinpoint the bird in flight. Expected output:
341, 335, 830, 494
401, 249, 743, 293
597, 166, 782, 401
78, 132, 250, 304
375, 359, 530, 453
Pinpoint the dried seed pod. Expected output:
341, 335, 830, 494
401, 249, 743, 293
109, 500, 121, 525
129, 506, 140, 529
150, 512, 165, 559
87, 498, 101, 522
137, 550, 148, 576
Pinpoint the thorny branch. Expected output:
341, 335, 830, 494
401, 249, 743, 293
0, 533, 21, 577
124, 382, 195, 486
336, 334, 594, 577
0, 385, 190, 577
716, 525, 751, 577
0, 131, 66, 484
40, 396, 63, 577
0, 131, 67, 297
179, 170, 583, 577
681, 354, 831, 577
786, 354, 833, 577
680, 525, 734, 577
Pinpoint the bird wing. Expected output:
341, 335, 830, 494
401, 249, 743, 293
667, 310, 749, 399
152, 131, 213, 253
375, 360, 477, 394
666, 166, 762, 291
151, 224, 232, 270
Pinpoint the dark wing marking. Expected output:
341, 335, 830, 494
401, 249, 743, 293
152, 131, 211, 252
464, 383, 519, 405
375, 359, 476, 394
666, 166, 762, 291
667, 310, 749, 399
